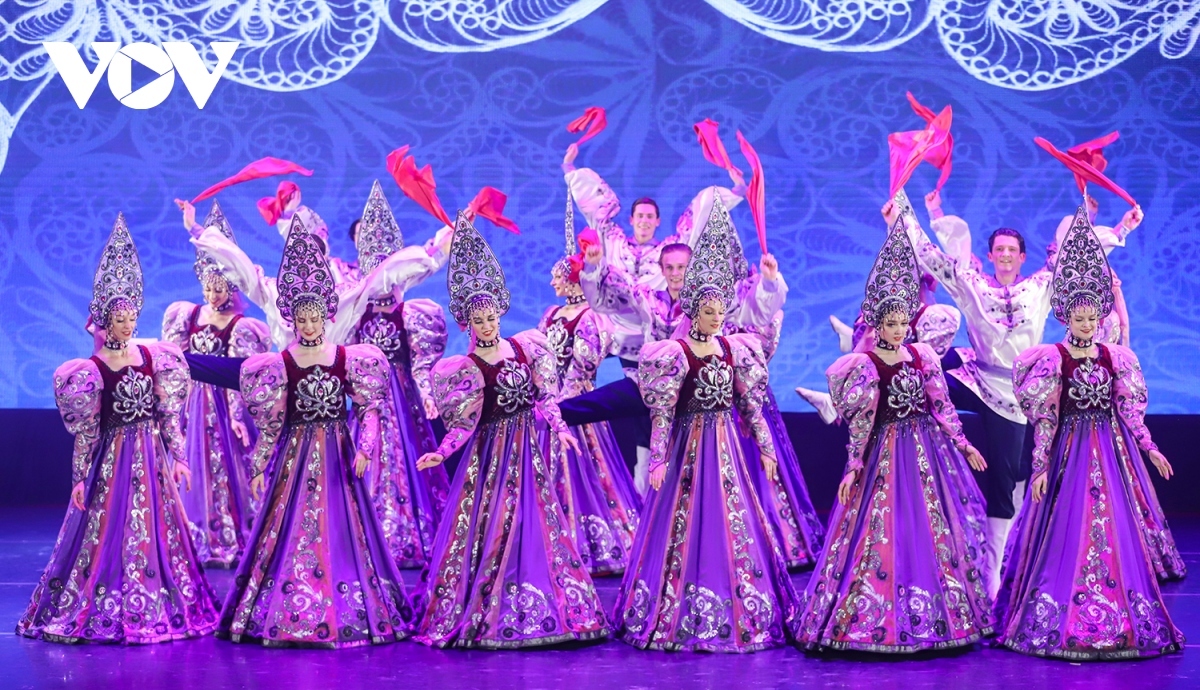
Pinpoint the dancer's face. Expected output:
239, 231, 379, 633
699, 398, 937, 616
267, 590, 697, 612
695, 300, 726, 336
878, 312, 910, 347
106, 310, 137, 343
203, 278, 231, 310
631, 203, 660, 244
470, 307, 500, 343
294, 307, 325, 342
660, 248, 691, 293
549, 270, 578, 298
1069, 305, 1099, 341
987, 236, 1026, 275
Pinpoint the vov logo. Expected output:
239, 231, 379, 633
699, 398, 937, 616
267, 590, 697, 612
43, 42, 240, 110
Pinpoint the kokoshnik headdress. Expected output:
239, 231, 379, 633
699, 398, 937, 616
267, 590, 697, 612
1051, 204, 1115, 325
680, 195, 737, 318
446, 210, 510, 328
194, 199, 239, 291
276, 213, 338, 323
552, 188, 577, 280
357, 180, 404, 275
861, 190, 922, 327
89, 213, 144, 326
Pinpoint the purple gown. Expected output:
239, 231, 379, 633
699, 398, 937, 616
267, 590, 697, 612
539, 305, 641, 576
614, 335, 799, 653
352, 300, 450, 568
796, 343, 994, 653
18, 343, 221, 644
218, 345, 413, 649
163, 302, 270, 566
996, 343, 1184, 660
415, 332, 609, 649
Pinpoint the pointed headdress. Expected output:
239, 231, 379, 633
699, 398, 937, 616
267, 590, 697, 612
357, 180, 404, 275
194, 199, 239, 291
680, 195, 738, 318
89, 213, 144, 326
276, 214, 338, 323
861, 190, 922, 327
446, 211, 510, 328
1051, 205, 1115, 325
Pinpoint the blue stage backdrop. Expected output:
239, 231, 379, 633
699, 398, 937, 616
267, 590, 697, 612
1, 1, 1198, 411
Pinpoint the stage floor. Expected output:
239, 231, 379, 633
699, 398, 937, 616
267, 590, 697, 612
2, 507, 1198, 689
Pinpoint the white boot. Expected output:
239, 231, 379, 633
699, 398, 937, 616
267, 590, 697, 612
829, 315, 855, 353
985, 517, 1013, 599
795, 387, 839, 425
634, 446, 650, 497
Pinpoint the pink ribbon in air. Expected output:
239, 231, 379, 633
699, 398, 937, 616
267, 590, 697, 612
192, 157, 312, 204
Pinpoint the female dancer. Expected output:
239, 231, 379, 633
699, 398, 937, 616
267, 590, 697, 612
18, 214, 220, 644
795, 199, 994, 653
162, 200, 270, 566
613, 198, 799, 653
218, 218, 413, 648
538, 195, 640, 576
413, 213, 609, 649
996, 205, 1184, 660
350, 181, 450, 568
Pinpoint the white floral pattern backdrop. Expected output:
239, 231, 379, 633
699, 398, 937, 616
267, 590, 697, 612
1, 0, 1198, 410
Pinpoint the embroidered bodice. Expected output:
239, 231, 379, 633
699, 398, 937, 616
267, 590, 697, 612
676, 337, 735, 414
356, 303, 411, 368
471, 340, 537, 424
91, 345, 156, 429
544, 306, 586, 375
185, 305, 241, 356
1057, 343, 1114, 419
868, 345, 930, 425
284, 346, 348, 424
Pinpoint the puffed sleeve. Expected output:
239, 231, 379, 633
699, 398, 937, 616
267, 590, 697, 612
564, 167, 620, 231
513, 330, 569, 435
562, 309, 613, 398
579, 258, 652, 326
913, 304, 961, 357
326, 246, 439, 345
1108, 344, 1159, 455
746, 310, 784, 362
637, 340, 688, 473
225, 317, 272, 422
1012, 344, 1063, 478
825, 353, 880, 473
239, 352, 288, 478
148, 342, 191, 466
53, 359, 103, 485
344, 344, 391, 464
402, 299, 448, 406
430, 355, 485, 458
727, 334, 776, 459
728, 273, 787, 331
191, 228, 288, 349
912, 342, 970, 453
160, 301, 195, 350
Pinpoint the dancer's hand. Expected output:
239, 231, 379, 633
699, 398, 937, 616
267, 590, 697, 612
250, 474, 265, 502
1031, 473, 1048, 502
1149, 449, 1173, 480
417, 452, 445, 470
423, 397, 439, 420
837, 469, 858, 505
761, 451, 778, 482
649, 464, 667, 491
1121, 205, 1144, 232
583, 243, 602, 266
231, 419, 250, 447
964, 445, 987, 472
558, 431, 581, 456
71, 482, 86, 511
924, 190, 944, 219
174, 462, 192, 492
760, 254, 779, 282
354, 451, 370, 478
881, 200, 901, 228
562, 143, 579, 172
175, 198, 196, 229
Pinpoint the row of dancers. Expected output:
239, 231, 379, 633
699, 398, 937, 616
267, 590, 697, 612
15, 106, 1185, 660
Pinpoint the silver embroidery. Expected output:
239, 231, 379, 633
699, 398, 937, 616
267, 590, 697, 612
294, 368, 344, 422
359, 314, 405, 362
188, 327, 225, 356
494, 360, 534, 415
887, 365, 925, 419
693, 358, 733, 410
111, 370, 154, 425
1068, 357, 1112, 411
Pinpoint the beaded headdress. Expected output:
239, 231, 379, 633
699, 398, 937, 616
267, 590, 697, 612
276, 213, 338, 323
1051, 203, 1115, 324
356, 180, 404, 275
861, 190, 922, 327
89, 213, 144, 326
552, 189, 577, 280
680, 195, 737, 318
194, 199, 238, 291
446, 211, 510, 327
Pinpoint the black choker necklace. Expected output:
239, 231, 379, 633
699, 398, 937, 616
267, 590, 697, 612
1067, 334, 1093, 350
103, 339, 127, 351
372, 295, 397, 308
688, 328, 710, 342
875, 338, 900, 351
565, 294, 585, 306
475, 336, 499, 349
213, 300, 233, 313
299, 335, 324, 348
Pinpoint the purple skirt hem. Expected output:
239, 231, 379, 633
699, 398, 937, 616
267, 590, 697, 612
414, 627, 610, 650
19, 624, 218, 646
217, 630, 408, 650
797, 628, 994, 654
997, 638, 1183, 661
